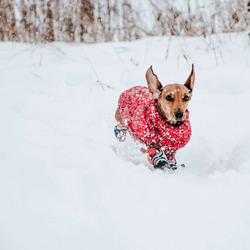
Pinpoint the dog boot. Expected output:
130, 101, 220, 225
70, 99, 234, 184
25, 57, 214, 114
166, 158, 177, 170
114, 124, 127, 142
148, 148, 168, 169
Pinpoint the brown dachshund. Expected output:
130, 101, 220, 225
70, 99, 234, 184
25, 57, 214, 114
114, 65, 195, 169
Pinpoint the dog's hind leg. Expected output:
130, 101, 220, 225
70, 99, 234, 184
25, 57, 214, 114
114, 108, 127, 142
115, 108, 124, 126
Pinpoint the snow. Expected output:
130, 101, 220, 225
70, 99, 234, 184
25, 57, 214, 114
0, 32, 250, 250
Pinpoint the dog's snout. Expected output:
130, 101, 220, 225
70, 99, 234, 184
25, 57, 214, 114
175, 111, 183, 120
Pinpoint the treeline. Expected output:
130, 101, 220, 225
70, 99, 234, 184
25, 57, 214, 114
0, 0, 249, 43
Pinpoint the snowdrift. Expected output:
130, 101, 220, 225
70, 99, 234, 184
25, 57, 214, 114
0, 32, 250, 250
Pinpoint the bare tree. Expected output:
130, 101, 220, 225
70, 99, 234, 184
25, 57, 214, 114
0, 1, 17, 41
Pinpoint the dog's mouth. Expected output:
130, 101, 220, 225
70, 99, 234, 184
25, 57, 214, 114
166, 119, 183, 126
168, 116, 185, 126
173, 112, 186, 125
175, 121, 182, 126
169, 120, 182, 126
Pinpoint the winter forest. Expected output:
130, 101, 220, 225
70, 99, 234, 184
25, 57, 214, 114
1, 1, 250, 250
1, 0, 249, 43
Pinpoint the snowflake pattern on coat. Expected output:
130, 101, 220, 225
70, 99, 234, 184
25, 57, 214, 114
118, 86, 191, 159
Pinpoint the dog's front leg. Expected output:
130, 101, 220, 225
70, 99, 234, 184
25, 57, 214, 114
140, 145, 153, 154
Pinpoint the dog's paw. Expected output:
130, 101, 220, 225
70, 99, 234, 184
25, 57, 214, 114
154, 160, 168, 170
166, 158, 177, 170
149, 148, 168, 169
148, 148, 179, 170
114, 124, 127, 142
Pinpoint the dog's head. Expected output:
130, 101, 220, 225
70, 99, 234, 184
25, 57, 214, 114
146, 65, 195, 125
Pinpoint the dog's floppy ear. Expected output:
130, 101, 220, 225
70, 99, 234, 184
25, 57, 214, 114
184, 64, 195, 92
146, 66, 163, 99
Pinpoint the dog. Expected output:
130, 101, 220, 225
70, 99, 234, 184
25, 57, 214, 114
114, 65, 195, 169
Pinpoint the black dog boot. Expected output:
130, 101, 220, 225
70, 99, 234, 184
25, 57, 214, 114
148, 148, 168, 169
148, 148, 178, 170
166, 158, 177, 170
114, 124, 127, 142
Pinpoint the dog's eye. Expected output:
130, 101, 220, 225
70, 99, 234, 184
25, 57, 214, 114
166, 95, 173, 101
183, 95, 189, 101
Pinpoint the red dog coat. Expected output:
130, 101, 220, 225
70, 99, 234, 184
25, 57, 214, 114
118, 86, 191, 159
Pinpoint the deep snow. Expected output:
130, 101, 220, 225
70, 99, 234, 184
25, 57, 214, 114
0, 32, 250, 250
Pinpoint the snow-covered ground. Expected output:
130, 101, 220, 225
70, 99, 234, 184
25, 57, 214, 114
0, 32, 250, 250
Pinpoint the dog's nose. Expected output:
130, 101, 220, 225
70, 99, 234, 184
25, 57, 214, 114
175, 111, 183, 120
